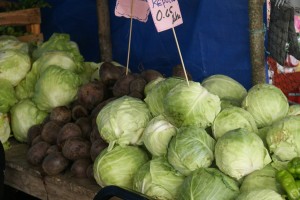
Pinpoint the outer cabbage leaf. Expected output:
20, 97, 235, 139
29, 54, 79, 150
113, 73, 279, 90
133, 157, 185, 200
215, 128, 271, 180
178, 168, 240, 200
242, 84, 289, 128
93, 145, 149, 189
288, 104, 300, 116
164, 81, 221, 128
0, 35, 28, 53
236, 189, 284, 200
0, 113, 11, 145
168, 126, 215, 176
0, 79, 18, 113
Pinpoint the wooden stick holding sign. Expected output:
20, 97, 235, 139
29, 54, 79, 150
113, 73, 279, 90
147, 0, 189, 85
115, 0, 150, 74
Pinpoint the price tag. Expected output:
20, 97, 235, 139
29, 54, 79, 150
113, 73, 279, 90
115, 0, 150, 22
148, 0, 183, 32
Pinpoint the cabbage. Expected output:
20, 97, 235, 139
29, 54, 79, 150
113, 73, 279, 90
133, 157, 185, 200
242, 84, 289, 128
142, 115, 177, 157
0, 79, 18, 113
168, 126, 215, 176
32, 65, 82, 111
10, 99, 48, 143
0, 113, 11, 146
16, 51, 79, 100
32, 33, 84, 72
212, 107, 258, 139
257, 126, 271, 147
144, 77, 183, 117
202, 74, 247, 106
240, 164, 283, 194
93, 145, 149, 189
0, 35, 28, 53
215, 128, 271, 180
80, 62, 100, 83
178, 168, 240, 200
96, 96, 152, 149
0, 50, 31, 86
266, 115, 300, 162
163, 81, 221, 128
236, 189, 284, 200
144, 77, 165, 96
288, 104, 300, 116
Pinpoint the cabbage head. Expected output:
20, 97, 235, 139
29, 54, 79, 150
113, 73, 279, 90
144, 77, 183, 117
215, 128, 271, 180
144, 77, 165, 96
32, 33, 84, 72
0, 113, 11, 147
236, 189, 284, 200
288, 104, 300, 116
32, 65, 82, 111
212, 107, 258, 139
240, 164, 283, 194
168, 126, 215, 176
10, 99, 48, 143
142, 115, 177, 157
202, 74, 247, 106
0, 35, 28, 53
242, 84, 289, 128
16, 51, 79, 100
266, 115, 300, 162
0, 50, 31, 86
178, 168, 240, 200
93, 145, 149, 189
133, 157, 185, 200
96, 96, 152, 149
0, 79, 17, 113
163, 81, 221, 128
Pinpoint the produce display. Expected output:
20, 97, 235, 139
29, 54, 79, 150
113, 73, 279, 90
1, 34, 300, 200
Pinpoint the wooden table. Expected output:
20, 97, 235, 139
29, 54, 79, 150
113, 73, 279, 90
4, 140, 101, 200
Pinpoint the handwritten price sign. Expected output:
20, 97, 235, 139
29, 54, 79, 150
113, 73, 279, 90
115, 0, 150, 22
148, 0, 183, 32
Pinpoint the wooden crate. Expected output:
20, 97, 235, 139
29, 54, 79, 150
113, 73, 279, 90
0, 7, 43, 43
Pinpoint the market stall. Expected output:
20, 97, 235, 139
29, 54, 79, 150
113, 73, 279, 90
0, 0, 299, 200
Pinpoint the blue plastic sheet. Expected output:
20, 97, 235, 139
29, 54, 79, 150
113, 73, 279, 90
41, 0, 253, 89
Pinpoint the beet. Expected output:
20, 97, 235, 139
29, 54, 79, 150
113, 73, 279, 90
27, 141, 50, 166
70, 158, 92, 178
129, 91, 144, 100
71, 104, 89, 121
86, 164, 94, 180
41, 121, 62, 145
31, 135, 43, 146
112, 73, 136, 97
50, 106, 72, 124
99, 62, 123, 86
42, 152, 70, 176
46, 145, 60, 155
77, 81, 107, 110
90, 139, 108, 161
75, 117, 92, 139
62, 137, 91, 160
129, 77, 147, 94
27, 124, 43, 146
57, 123, 82, 148
172, 64, 193, 80
89, 126, 102, 143
141, 69, 163, 83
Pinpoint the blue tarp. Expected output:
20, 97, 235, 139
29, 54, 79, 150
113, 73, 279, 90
41, 0, 253, 89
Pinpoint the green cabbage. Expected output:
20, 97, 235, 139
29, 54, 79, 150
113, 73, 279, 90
0, 113, 11, 146
215, 128, 271, 180
10, 99, 48, 143
0, 35, 28, 53
96, 96, 152, 149
144, 77, 165, 96
142, 115, 177, 157
240, 164, 283, 194
0, 79, 18, 113
133, 157, 185, 200
236, 189, 284, 200
163, 81, 221, 128
168, 126, 216, 176
288, 104, 300, 116
93, 145, 149, 189
0, 50, 31, 86
178, 168, 240, 200
212, 107, 258, 139
202, 74, 247, 106
266, 115, 300, 162
242, 84, 289, 128
32, 65, 82, 111
144, 77, 184, 117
